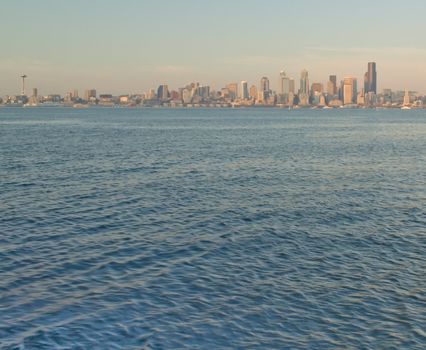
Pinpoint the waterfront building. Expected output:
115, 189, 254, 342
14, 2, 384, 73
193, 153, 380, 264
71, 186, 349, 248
383, 89, 392, 103
84, 89, 97, 101
319, 94, 326, 107
98, 94, 115, 106
329, 99, 343, 108
43, 94, 61, 103
298, 93, 309, 106
288, 91, 295, 106
311, 91, 322, 105
64, 92, 73, 103
119, 95, 129, 104
26, 88, 39, 106
366, 91, 377, 107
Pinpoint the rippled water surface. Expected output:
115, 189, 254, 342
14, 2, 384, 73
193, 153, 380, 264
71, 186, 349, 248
1, 107, 425, 349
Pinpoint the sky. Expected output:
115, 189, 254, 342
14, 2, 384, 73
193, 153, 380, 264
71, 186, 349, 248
1, 0, 426, 95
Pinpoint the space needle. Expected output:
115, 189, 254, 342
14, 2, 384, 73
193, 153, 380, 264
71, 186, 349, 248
21, 74, 27, 96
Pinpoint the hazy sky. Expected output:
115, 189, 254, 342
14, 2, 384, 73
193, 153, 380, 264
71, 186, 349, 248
1, 0, 426, 95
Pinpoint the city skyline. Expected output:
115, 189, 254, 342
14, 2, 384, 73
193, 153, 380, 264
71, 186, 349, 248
2, 61, 423, 109
0, 57, 423, 97
0, 62, 420, 99
1, 1, 426, 94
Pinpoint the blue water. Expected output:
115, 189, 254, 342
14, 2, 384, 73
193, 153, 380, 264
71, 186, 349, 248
0, 107, 425, 349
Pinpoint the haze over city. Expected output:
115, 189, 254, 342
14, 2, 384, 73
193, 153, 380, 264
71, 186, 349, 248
1, 0, 426, 95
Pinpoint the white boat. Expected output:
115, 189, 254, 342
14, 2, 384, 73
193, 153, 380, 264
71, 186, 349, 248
73, 103, 89, 109
401, 106, 411, 110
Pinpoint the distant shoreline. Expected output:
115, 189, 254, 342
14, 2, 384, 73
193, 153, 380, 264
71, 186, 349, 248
0, 104, 422, 110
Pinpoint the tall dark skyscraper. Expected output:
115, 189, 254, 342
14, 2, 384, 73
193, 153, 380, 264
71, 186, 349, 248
365, 62, 377, 94
329, 75, 337, 95
260, 77, 270, 92
157, 84, 170, 100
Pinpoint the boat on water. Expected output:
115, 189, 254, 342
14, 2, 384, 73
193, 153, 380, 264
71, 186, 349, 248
73, 103, 89, 109
401, 106, 411, 110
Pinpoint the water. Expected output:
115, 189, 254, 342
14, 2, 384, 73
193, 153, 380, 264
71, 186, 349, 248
0, 107, 425, 349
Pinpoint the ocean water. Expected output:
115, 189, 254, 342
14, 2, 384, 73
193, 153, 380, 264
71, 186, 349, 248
0, 107, 425, 349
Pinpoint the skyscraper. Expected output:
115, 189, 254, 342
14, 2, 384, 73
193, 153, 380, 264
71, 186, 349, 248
279, 71, 290, 95
241, 81, 249, 100
157, 84, 169, 100
196, 85, 210, 99
343, 77, 357, 105
260, 77, 270, 93
328, 75, 337, 95
279, 71, 285, 94
363, 72, 368, 95
259, 77, 270, 102
226, 83, 238, 100
365, 62, 377, 94
289, 79, 295, 94
299, 69, 309, 95
403, 88, 410, 106
353, 78, 358, 103
249, 85, 257, 100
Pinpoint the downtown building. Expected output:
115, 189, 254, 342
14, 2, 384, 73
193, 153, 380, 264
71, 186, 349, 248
343, 77, 357, 105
